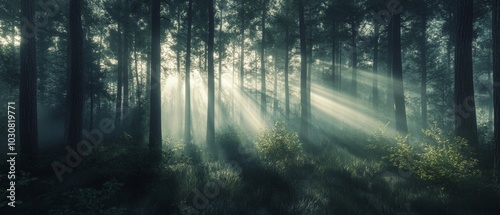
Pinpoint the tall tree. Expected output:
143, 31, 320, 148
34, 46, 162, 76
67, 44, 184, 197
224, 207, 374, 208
68, 0, 84, 149
392, 12, 408, 135
299, 0, 308, 141
454, 0, 478, 149
207, 0, 215, 147
19, 0, 38, 159
149, 0, 162, 149
185, 0, 193, 144
260, 3, 267, 116
284, 24, 290, 121
350, 15, 358, 98
493, 0, 499, 179
115, 24, 123, 128
372, 21, 379, 107
122, 0, 130, 121
419, 11, 428, 129
239, 0, 246, 124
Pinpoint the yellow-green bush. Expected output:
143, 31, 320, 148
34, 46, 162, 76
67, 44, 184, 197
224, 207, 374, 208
378, 124, 480, 184
255, 121, 305, 173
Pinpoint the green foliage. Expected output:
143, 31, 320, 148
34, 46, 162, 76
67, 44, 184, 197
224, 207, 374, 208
383, 124, 480, 184
48, 179, 125, 215
255, 121, 305, 173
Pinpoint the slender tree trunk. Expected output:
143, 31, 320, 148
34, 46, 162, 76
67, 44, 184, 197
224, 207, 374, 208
176, 7, 182, 138
420, 15, 428, 129
299, 0, 308, 141
68, 0, 84, 149
123, 0, 130, 123
185, 0, 193, 144
332, 21, 337, 90
207, 0, 215, 147
149, 0, 162, 149
20, 0, 38, 159
372, 21, 379, 107
134, 32, 141, 106
392, 13, 408, 135
351, 17, 357, 98
338, 40, 342, 90
115, 24, 123, 129
240, 0, 245, 124
285, 26, 290, 121
273, 52, 278, 118
492, 0, 499, 179
260, 5, 267, 116
387, 18, 394, 112
218, 6, 224, 105
454, 0, 478, 149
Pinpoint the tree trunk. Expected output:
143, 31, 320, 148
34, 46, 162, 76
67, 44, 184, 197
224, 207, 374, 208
391, 14, 408, 135
239, 0, 245, 124
20, 0, 38, 159
134, 32, 141, 107
351, 17, 357, 98
372, 21, 379, 107
299, 0, 308, 141
123, 0, 130, 123
260, 5, 267, 116
492, 0, 499, 179
68, 0, 84, 149
218, 6, 224, 105
454, 0, 478, 149
285, 26, 290, 121
185, 0, 193, 144
207, 0, 216, 147
386, 17, 394, 113
273, 52, 278, 118
115, 24, 123, 129
149, 0, 162, 149
420, 15, 428, 129
332, 21, 337, 90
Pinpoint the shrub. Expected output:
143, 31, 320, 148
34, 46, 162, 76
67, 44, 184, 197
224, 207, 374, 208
384, 124, 480, 185
255, 121, 305, 173
48, 179, 125, 215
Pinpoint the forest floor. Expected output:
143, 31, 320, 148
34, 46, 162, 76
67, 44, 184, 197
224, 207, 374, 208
1, 122, 500, 215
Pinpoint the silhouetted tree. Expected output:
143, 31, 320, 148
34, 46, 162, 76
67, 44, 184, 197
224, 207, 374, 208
185, 0, 193, 144
454, 0, 478, 149
392, 12, 408, 135
299, 0, 308, 141
149, 0, 162, 149
493, 0, 499, 179
67, 0, 84, 149
19, 0, 38, 159
207, 0, 215, 147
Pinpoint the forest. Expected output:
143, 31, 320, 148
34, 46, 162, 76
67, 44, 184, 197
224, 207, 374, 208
0, 0, 500, 214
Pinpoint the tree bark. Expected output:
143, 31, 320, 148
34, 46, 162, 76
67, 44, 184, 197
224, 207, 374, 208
207, 0, 215, 147
260, 4, 267, 116
454, 0, 478, 149
123, 0, 130, 123
351, 17, 357, 98
372, 21, 379, 107
185, 0, 193, 144
20, 0, 38, 159
285, 26, 290, 121
68, 0, 84, 149
492, 0, 499, 179
149, 0, 162, 149
239, 0, 245, 124
420, 14, 428, 129
299, 0, 308, 141
115, 24, 123, 129
392, 14, 408, 135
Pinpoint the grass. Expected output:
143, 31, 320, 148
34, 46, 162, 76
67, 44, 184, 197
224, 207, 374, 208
1, 122, 499, 214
